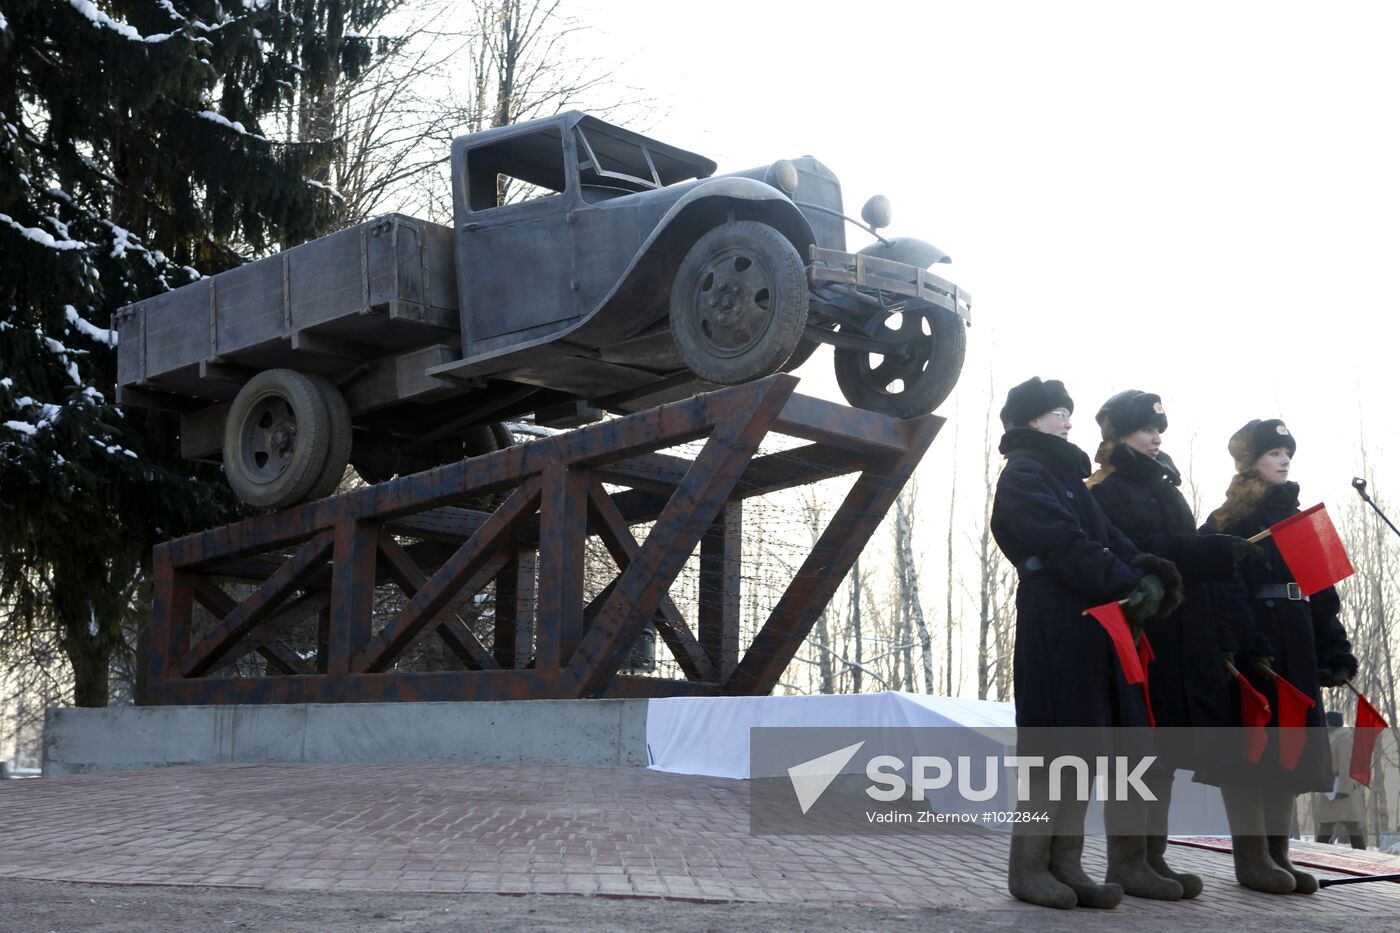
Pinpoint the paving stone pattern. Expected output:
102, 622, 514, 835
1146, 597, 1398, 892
1, 761, 1397, 920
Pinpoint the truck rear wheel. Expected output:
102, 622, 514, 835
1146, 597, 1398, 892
305, 375, 353, 501
669, 221, 808, 385
223, 369, 332, 510
833, 307, 966, 417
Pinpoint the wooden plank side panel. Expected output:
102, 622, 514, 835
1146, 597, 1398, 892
213, 255, 286, 358
141, 280, 216, 380
289, 223, 370, 332
423, 220, 460, 313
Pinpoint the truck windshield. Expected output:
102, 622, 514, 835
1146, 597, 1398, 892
575, 125, 659, 193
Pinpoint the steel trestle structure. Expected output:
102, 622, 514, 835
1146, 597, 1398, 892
146, 375, 942, 704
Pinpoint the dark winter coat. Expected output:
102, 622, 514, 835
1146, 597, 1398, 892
1202, 479, 1355, 791
991, 429, 1150, 730
1089, 445, 1238, 771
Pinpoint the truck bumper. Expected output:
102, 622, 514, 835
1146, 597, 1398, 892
807, 245, 972, 324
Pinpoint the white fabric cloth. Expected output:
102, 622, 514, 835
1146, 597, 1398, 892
644, 691, 1015, 779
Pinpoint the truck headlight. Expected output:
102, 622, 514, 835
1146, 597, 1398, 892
765, 159, 799, 195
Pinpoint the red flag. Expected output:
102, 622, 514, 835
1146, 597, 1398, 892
1268, 503, 1355, 596
1137, 635, 1157, 728
1350, 692, 1390, 787
1272, 674, 1316, 770
1084, 601, 1145, 684
1237, 673, 1271, 763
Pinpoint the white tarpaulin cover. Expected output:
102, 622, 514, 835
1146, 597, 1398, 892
645, 691, 1016, 779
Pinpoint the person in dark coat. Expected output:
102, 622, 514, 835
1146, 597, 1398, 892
992, 377, 1183, 911
1202, 418, 1358, 895
1087, 390, 1258, 901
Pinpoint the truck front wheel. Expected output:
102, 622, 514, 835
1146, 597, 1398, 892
669, 221, 808, 385
223, 369, 334, 510
833, 307, 967, 418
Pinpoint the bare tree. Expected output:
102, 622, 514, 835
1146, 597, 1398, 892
973, 373, 1015, 700
894, 484, 933, 694
1339, 430, 1400, 841
848, 556, 864, 693
944, 403, 960, 696
801, 488, 837, 694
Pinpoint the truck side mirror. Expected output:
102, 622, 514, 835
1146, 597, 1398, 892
861, 195, 892, 231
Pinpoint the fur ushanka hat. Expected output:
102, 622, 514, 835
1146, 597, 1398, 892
1000, 377, 1073, 429
1095, 390, 1168, 442
1228, 418, 1296, 472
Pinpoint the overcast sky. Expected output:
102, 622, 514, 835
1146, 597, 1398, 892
575, 0, 1398, 523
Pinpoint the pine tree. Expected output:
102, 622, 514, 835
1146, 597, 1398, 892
0, 0, 384, 706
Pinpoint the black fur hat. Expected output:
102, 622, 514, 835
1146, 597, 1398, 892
1096, 390, 1168, 442
1229, 418, 1296, 472
1000, 377, 1073, 429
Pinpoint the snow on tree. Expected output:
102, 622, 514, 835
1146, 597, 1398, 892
0, 0, 387, 706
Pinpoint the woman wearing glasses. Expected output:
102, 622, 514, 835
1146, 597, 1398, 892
991, 377, 1182, 910
1086, 390, 1258, 901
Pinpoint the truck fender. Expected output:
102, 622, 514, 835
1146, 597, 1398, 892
432, 180, 818, 381
594, 178, 817, 327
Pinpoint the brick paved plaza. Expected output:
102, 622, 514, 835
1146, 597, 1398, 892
1, 761, 1397, 925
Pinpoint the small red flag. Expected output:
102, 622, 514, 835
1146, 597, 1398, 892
1083, 601, 1155, 725
1268, 503, 1355, 596
1237, 673, 1271, 763
1272, 674, 1316, 770
1137, 635, 1157, 728
1350, 692, 1390, 787
1084, 601, 1145, 684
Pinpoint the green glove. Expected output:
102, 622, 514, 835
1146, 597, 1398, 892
1250, 657, 1277, 678
1317, 667, 1348, 688
1123, 574, 1164, 625
1231, 536, 1266, 561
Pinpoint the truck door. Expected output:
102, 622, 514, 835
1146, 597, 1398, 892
455, 124, 582, 357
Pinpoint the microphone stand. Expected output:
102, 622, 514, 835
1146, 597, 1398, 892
1352, 478, 1400, 541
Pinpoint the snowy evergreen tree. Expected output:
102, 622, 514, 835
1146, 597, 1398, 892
0, 0, 386, 705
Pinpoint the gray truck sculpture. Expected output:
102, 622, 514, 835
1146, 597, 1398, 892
116, 111, 972, 509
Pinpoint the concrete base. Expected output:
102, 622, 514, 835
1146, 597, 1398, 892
42, 699, 649, 776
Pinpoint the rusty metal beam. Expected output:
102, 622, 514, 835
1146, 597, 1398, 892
699, 501, 742, 682
191, 577, 316, 676
536, 464, 588, 669
353, 479, 539, 673
257, 640, 315, 676
725, 414, 943, 695
561, 376, 797, 697
147, 380, 937, 706
326, 518, 376, 676
148, 543, 193, 688
180, 531, 335, 677
372, 530, 499, 670
585, 480, 716, 682
494, 550, 535, 669
772, 393, 911, 454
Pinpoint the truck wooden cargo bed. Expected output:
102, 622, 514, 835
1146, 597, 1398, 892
116, 214, 460, 410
